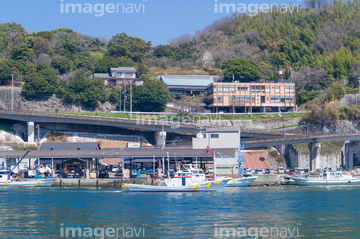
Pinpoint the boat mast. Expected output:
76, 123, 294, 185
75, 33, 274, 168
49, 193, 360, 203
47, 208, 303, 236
8, 150, 31, 180
239, 139, 245, 177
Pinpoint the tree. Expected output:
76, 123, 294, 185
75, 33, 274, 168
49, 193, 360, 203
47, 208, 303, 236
221, 58, 261, 82
10, 43, 34, 61
107, 33, 151, 62
132, 77, 173, 112
0, 60, 12, 85
94, 56, 135, 74
153, 45, 175, 58
33, 37, 51, 57
51, 56, 72, 74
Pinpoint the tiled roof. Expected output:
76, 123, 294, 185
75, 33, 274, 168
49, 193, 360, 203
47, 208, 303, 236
40, 142, 100, 151
161, 75, 214, 87
110, 67, 136, 72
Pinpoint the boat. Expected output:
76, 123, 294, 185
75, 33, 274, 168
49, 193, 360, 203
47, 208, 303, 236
123, 165, 231, 192
279, 176, 297, 185
0, 150, 56, 187
226, 176, 258, 187
293, 168, 360, 186
0, 175, 56, 187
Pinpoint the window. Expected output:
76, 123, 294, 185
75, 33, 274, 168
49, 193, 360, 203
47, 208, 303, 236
252, 96, 255, 103
230, 85, 235, 92
218, 85, 223, 93
271, 96, 275, 102
230, 95, 235, 103
241, 87, 246, 91
213, 87, 217, 93
285, 86, 290, 93
291, 96, 295, 103
265, 85, 270, 93
237, 87, 240, 91
286, 97, 290, 102
290, 86, 295, 93
276, 85, 280, 93
217, 96, 223, 103
241, 96, 245, 103
236, 96, 240, 103
245, 96, 250, 103
281, 96, 285, 103
224, 85, 229, 93
211, 134, 219, 138
276, 96, 280, 102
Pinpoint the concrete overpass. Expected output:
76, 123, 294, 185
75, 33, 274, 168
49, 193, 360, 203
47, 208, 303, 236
0, 111, 280, 142
245, 131, 360, 171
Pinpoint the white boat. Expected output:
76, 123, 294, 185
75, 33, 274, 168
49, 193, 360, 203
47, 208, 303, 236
293, 168, 360, 186
0, 175, 56, 187
226, 176, 258, 187
123, 165, 231, 192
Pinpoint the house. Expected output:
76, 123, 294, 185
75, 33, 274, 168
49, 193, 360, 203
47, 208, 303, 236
205, 81, 296, 113
94, 67, 144, 87
160, 75, 214, 96
39, 142, 101, 174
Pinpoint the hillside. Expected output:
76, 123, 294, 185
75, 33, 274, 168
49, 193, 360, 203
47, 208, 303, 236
1, 1, 360, 112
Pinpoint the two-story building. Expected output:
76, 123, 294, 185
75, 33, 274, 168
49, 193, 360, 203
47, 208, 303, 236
160, 75, 214, 96
205, 81, 296, 113
94, 67, 144, 87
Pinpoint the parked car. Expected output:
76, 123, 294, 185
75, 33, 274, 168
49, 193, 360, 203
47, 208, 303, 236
298, 169, 305, 174
270, 169, 275, 174
285, 167, 291, 173
265, 168, 271, 174
289, 169, 296, 175
112, 165, 120, 172
278, 167, 285, 174
256, 169, 264, 174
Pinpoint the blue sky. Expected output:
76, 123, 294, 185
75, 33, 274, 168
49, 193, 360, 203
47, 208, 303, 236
0, 0, 299, 46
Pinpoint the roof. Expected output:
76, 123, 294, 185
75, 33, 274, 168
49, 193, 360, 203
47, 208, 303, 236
0, 148, 237, 159
40, 142, 100, 151
161, 75, 214, 87
111, 67, 136, 72
0, 146, 13, 151
94, 73, 111, 79
205, 127, 240, 133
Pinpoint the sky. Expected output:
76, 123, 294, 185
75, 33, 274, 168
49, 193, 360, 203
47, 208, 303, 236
0, 0, 300, 46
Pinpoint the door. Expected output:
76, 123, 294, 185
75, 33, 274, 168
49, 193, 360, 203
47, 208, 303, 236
182, 177, 186, 186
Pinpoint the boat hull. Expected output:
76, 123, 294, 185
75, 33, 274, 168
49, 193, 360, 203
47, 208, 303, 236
0, 178, 56, 187
124, 179, 231, 192
226, 177, 258, 187
293, 177, 360, 186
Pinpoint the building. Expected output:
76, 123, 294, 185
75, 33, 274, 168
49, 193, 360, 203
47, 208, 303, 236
205, 81, 296, 113
160, 75, 214, 96
94, 67, 144, 87
39, 142, 101, 174
0, 146, 14, 171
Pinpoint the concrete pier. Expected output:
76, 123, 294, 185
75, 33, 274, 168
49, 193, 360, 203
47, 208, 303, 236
50, 177, 156, 187
308, 142, 321, 171
28, 121, 35, 143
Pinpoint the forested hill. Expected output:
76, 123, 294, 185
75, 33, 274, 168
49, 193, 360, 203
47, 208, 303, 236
1, 1, 360, 111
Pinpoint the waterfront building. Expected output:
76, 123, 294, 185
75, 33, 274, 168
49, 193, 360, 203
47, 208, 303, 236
94, 67, 144, 87
39, 142, 101, 174
205, 81, 296, 113
160, 75, 214, 96
0, 146, 14, 171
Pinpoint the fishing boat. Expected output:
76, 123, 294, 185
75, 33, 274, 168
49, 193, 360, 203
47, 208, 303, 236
0, 150, 56, 187
123, 165, 231, 192
293, 168, 360, 186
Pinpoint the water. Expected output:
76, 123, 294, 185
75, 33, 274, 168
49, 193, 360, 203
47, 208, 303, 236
0, 186, 359, 238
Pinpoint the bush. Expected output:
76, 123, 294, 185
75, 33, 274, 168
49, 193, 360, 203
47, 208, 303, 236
174, 92, 183, 100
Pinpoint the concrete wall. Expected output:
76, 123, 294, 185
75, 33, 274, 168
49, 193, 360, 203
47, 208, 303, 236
286, 144, 344, 170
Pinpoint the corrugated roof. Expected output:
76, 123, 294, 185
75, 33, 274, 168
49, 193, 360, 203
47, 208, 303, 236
94, 73, 111, 78
111, 67, 136, 72
40, 142, 100, 151
161, 75, 214, 87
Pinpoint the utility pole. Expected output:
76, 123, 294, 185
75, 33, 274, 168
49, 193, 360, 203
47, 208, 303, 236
123, 84, 127, 112
11, 74, 14, 111
119, 85, 122, 112
36, 125, 40, 149
130, 80, 133, 119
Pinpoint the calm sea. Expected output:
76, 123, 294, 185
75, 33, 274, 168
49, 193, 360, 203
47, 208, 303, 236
0, 186, 359, 238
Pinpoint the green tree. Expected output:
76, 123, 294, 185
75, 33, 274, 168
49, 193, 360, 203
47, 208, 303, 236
10, 43, 34, 61
51, 56, 72, 74
222, 58, 261, 82
107, 33, 151, 62
0, 60, 12, 85
132, 77, 173, 112
153, 45, 175, 58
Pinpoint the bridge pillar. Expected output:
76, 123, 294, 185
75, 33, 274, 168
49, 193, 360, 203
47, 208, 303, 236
308, 142, 321, 171
28, 122, 35, 143
155, 131, 167, 148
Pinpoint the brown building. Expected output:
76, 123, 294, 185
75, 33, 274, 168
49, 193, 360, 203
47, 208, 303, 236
205, 81, 296, 113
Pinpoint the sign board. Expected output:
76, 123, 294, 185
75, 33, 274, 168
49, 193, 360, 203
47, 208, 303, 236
127, 143, 141, 148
